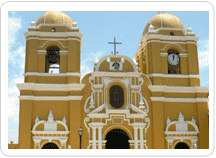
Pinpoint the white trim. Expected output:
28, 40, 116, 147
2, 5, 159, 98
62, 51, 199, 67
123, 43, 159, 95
95, 54, 138, 72
148, 85, 209, 93
147, 73, 201, 78
160, 52, 168, 56
24, 72, 81, 77
17, 83, 85, 91
26, 37, 81, 42
179, 53, 188, 57
32, 131, 69, 135
24, 30, 83, 40
150, 97, 208, 102
91, 71, 141, 77
19, 95, 83, 101
40, 39, 67, 49
143, 33, 199, 42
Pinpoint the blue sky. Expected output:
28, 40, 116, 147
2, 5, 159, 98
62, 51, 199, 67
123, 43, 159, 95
8, 11, 209, 143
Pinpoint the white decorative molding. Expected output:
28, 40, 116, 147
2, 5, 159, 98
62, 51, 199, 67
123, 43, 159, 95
148, 85, 209, 93
109, 61, 123, 70
19, 95, 83, 101
143, 33, 199, 42
150, 97, 208, 102
160, 52, 168, 56
165, 112, 199, 149
179, 53, 188, 57
161, 42, 187, 53
32, 110, 69, 149
95, 54, 138, 72
147, 73, 201, 78
24, 72, 81, 77
24, 31, 83, 40
92, 71, 141, 77
17, 83, 85, 91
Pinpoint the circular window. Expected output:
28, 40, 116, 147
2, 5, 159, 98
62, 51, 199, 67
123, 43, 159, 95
109, 85, 124, 109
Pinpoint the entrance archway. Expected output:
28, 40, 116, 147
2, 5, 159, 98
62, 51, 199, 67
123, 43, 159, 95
174, 142, 190, 149
105, 128, 130, 149
42, 143, 59, 149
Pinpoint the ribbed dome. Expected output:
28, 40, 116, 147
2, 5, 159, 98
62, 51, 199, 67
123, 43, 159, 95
36, 11, 73, 27
143, 13, 185, 35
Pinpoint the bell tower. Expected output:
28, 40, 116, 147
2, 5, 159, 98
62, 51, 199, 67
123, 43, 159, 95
134, 12, 200, 87
17, 11, 84, 149
24, 11, 83, 83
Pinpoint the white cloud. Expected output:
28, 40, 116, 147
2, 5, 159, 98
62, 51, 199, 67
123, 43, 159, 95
198, 51, 209, 69
8, 84, 20, 124
81, 51, 104, 78
8, 17, 22, 46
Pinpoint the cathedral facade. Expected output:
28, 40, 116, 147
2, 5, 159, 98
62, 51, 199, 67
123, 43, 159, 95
9, 11, 209, 149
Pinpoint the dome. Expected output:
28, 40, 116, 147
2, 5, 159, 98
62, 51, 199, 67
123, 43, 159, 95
36, 11, 73, 27
143, 13, 185, 35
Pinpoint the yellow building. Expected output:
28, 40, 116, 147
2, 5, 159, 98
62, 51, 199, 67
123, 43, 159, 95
9, 11, 209, 149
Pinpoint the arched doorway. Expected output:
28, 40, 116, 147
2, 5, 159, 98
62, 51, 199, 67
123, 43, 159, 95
109, 85, 124, 109
42, 143, 59, 149
174, 142, 190, 149
105, 128, 130, 149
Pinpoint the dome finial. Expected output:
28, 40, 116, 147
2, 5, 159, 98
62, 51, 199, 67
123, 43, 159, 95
72, 18, 78, 28
187, 23, 193, 33
30, 16, 36, 27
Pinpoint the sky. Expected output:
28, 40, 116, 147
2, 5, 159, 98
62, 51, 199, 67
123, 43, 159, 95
8, 11, 209, 143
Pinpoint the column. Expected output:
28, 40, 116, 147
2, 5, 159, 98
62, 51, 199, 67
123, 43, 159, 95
98, 127, 102, 149
92, 127, 97, 149
59, 50, 68, 73
139, 127, 144, 149
33, 138, 41, 149
60, 139, 68, 149
191, 138, 198, 149
134, 127, 138, 149
166, 137, 174, 149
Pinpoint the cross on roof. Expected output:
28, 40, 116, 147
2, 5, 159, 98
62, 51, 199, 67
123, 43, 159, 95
108, 37, 122, 55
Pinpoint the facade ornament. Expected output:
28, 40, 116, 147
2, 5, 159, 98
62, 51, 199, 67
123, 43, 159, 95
30, 20, 36, 27
47, 110, 54, 122
62, 116, 66, 124
89, 93, 95, 109
148, 22, 154, 32
194, 143, 197, 149
139, 94, 145, 109
72, 18, 78, 28
187, 24, 193, 33
35, 116, 40, 123
166, 116, 171, 126
191, 117, 196, 123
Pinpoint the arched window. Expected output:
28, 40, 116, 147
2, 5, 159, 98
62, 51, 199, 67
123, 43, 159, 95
109, 85, 124, 109
45, 46, 60, 73
174, 142, 190, 149
167, 49, 180, 74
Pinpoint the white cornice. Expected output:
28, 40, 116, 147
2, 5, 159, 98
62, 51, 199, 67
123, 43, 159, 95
148, 85, 209, 93
150, 97, 208, 102
147, 73, 201, 78
32, 131, 69, 135
24, 31, 83, 40
144, 34, 199, 42
17, 83, 85, 91
19, 95, 83, 101
91, 71, 141, 77
24, 72, 81, 77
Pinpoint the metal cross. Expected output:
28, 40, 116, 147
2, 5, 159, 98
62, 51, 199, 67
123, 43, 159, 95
108, 37, 122, 55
